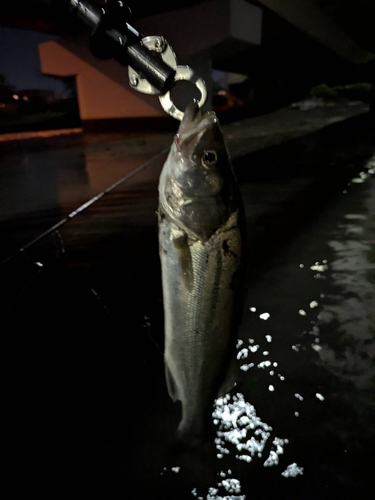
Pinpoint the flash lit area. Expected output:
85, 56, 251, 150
175, 151, 375, 499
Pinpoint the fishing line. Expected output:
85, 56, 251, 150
2, 147, 170, 314
2, 147, 170, 265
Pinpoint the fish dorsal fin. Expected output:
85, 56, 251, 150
165, 361, 181, 402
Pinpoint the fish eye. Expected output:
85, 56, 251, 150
201, 150, 217, 168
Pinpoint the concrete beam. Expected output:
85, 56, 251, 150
257, 0, 370, 63
39, 39, 163, 121
138, 0, 262, 58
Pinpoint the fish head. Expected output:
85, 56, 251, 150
159, 101, 237, 241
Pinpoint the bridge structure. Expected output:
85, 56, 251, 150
1, 0, 374, 128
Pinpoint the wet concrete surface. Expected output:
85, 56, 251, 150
1, 110, 374, 499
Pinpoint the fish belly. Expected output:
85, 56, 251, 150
159, 210, 242, 436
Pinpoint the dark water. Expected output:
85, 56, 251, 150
1, 115, 374, 499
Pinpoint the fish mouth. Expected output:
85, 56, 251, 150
175, 100, 217, 148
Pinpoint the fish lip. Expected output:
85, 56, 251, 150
175, 101, 217, 149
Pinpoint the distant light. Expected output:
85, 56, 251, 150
268, 385, 275, 392
22, 96, 29, 101
12, 94, 20, 100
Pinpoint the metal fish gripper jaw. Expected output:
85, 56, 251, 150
69, 0, 207, 121
128, 35, 207, 121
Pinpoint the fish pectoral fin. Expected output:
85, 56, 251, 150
217, 354, 239, 398
171, 227, 194, 291
165, 361, 181, 402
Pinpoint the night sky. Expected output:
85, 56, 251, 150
0, 27, 65, 94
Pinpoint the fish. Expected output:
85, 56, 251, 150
158, 101, 245, 445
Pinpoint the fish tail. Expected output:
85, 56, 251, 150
174, 419, 216, 459
167, 423, 217, 486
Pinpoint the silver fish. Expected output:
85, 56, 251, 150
158, 101, 245, 443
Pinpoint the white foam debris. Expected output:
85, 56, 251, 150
249, 338, 255, 344
259, 312, 270, 320
273, 362, 278, 367
236, 339, 243, 348
237, 348, 249, 360
263, 351, 269, 356
295, 393, 304, 401
313, 273, 325, 280
263, 450, 279, 467
222, 479, 241, 494
207, 493, 245, 500
282, 463, 304, 478
295, 412, 299, 417
171, 466, 180, 473
278, 375, 285, 381
191, 487, 197, 497
352, 172, 368, 183
208, 488, 218, 496
249, 345, 259, 353
258, 360, 272, 369
249, 307, 257, 312
263, 437, 289, 467
270, 371, 275, 376
298, 309, 307, 316
311, 325, 320, 335
299, 264, 304, 268
265, 335, 273, 343
310, 263, 328, 272
240, 363, 254, 372
292, 345, 300, 352
316, 393, 325, 401
310, 301, 319, 308
219, 472, 226, 478
213, 393, 290, 476
268, 385, 275, 392
312, 344, 322, 352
